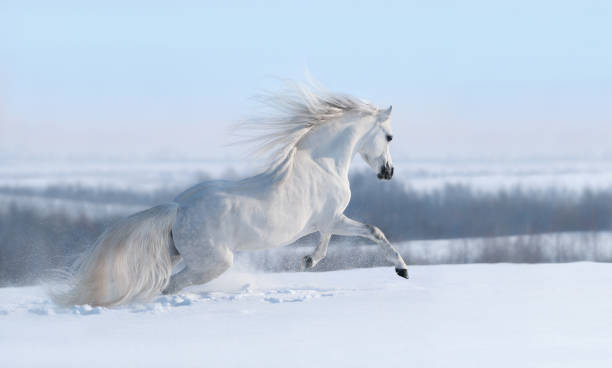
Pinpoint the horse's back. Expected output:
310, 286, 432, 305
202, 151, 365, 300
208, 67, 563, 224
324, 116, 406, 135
174, 179, 233, 204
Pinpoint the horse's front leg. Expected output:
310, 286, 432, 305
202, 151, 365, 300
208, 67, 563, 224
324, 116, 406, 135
331, 215, 409, 278
302, 232, 331, 269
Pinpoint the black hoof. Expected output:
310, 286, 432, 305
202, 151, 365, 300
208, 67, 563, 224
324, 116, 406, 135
395, 268, 409, 279
302, 255, 313, 269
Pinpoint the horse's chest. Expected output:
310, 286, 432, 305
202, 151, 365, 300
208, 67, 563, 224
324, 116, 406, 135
316, 176, 351, 213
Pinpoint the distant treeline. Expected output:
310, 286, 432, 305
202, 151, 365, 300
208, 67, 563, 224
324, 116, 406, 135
1, 171, 612, 285
347, 172, 612, 241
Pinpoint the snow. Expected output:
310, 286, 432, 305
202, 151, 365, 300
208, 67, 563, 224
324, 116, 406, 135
1, 263, 612, 367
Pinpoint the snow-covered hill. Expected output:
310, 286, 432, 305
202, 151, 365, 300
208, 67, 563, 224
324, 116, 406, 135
1, 263, 611, 367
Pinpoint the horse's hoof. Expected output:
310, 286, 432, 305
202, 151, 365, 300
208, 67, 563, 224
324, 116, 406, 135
395, 268, 409, 279
302, 255, 314, 269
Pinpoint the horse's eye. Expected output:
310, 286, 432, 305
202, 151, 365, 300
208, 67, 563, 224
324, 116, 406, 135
386, 134, 393, 142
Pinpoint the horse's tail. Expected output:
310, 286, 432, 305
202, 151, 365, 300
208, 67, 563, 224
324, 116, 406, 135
51, 203, 180, 307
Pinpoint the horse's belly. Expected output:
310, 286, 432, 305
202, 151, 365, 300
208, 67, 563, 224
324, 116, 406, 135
229, 211, 314, 251
233, 226, 313, 251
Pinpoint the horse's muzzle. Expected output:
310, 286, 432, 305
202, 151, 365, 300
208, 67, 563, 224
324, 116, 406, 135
377, 163, 394, 180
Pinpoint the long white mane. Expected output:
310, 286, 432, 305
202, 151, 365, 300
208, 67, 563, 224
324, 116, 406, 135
236, 82, 378, 170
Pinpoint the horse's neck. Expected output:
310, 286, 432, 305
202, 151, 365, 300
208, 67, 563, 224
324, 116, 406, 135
255, 117, 369, 191
298, 119, 366, 179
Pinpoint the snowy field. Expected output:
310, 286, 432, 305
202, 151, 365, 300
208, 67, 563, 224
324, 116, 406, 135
1, 263, 611, 367
1, 157, 611, 367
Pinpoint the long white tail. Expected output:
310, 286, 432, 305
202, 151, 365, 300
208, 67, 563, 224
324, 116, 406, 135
51, 203, 180, 307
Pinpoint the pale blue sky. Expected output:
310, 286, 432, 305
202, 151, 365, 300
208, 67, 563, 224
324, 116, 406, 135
1, 0, 610, 159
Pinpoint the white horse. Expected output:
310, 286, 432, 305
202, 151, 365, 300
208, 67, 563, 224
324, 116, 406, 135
52, 83, 408, 307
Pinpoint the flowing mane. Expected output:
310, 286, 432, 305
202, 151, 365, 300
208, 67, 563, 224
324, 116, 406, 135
237, 82, 378, 170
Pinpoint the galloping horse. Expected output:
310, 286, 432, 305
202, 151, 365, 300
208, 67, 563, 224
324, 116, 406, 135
53, 83, 408, 306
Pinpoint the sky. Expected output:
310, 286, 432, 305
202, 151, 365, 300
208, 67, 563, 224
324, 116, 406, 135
0, 0, 610, 161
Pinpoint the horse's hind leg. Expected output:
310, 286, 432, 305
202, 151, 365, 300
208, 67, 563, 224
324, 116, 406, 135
162, 243, 233, 295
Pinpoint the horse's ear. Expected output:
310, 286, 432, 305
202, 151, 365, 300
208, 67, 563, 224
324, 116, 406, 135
378, 105, 392, 122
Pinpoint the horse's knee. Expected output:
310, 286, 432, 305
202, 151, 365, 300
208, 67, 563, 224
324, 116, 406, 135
163, 247, 233, 294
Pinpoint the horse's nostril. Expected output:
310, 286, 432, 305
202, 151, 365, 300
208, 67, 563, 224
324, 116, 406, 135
378, 164, 394, 180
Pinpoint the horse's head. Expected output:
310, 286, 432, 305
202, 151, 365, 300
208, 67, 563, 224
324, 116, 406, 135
357, 105, 394, 180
